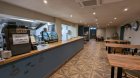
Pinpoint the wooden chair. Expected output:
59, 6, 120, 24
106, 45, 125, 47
113, 41, 131, 54
124, 69, 140, 78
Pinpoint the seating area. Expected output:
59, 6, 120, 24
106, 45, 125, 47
105, 40, 140, 78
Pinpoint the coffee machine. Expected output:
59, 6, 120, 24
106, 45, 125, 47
3, 22, 32, 56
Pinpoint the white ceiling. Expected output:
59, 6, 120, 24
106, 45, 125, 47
1, 0, 140, 27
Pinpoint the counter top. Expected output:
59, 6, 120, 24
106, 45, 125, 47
0, 37, 83, 65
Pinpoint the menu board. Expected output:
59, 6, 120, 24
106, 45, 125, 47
12, 34, 29, 45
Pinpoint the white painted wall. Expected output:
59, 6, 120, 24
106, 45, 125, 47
55, 18, 62, 40
73, 24, 78, 37
105, 27, 117, 39
96, 28, 106, 38
0, 1, 55, 22
124, 28, 140, 45
96, 27, 118, 39
117, 26, 121, 38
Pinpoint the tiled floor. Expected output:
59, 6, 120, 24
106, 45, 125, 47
49, 40, 111, 78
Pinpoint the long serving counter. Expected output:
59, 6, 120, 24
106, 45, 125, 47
0, 37, 84, 78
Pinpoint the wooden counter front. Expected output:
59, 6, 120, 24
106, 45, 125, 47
0, 37, 83, 66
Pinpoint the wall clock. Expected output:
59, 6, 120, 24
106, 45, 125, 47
131, 21, 139, 31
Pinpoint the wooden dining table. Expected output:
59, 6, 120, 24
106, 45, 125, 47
105, 43, 140, 55
104, 39, 129, 43
105, 40, 130, 51
107, 54, 140, 78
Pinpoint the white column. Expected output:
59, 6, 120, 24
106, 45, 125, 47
75, 24, 78, 37
55, 18, 62, 40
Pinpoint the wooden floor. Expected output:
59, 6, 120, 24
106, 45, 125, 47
49, 40, 111, 78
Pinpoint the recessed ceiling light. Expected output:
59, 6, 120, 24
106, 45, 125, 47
110, 21, 113, 23
80, 20, 82, 23
114, 17, 117, 20
70, 14, 73, 17
93, 12, 96, 15
124, 8, 128, 11
43, 0, 47, 4
107, 24, 110, 26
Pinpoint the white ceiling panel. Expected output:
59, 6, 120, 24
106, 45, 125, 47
1, 0, 140, 27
